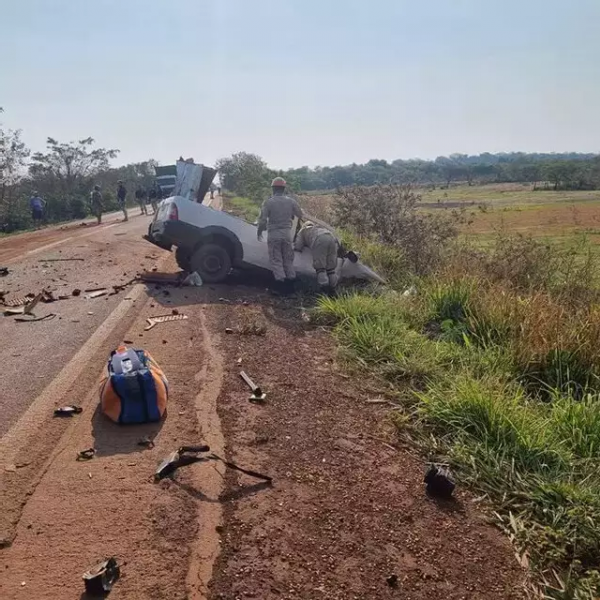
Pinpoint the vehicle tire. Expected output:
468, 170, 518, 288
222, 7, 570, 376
190, 243, 232, 283
175, 247, 192, 272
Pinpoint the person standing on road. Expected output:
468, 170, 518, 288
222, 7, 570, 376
148, 182, 161, 214
29, 191, 46, 229
135, 185, 149, 214
116, 180, 129, 221
257, 177, 303, 293
90, 185, 103, 224
294, 221, 340, 292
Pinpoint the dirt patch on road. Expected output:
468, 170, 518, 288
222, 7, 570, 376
207, 289, 527, 599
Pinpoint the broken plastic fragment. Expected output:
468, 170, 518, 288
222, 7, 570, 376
145, 313, 189, 331
77, 448, 96, 461
183, 271, 203, 287
54, 406, 83, 417
83, 557, 120, 595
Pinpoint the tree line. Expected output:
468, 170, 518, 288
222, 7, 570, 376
215, 151, 600, 200
285, 152, 600, 191
0, 108, 156, 232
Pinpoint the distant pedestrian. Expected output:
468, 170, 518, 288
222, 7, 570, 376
209, 183, 216, 199
29, 191, 46, 229
135, 185, 149, 214
217, 185, 221, 195
148, 182, 161, 214
90, 185, 103, 224
116, 180, 129, 221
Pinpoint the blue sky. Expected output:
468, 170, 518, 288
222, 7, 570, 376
2, 0, 599, 168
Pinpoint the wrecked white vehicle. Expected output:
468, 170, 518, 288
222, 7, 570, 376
145, 161, 384, 285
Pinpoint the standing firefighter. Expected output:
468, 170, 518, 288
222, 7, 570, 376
294, 222, 339, 291
257, 177, 303, 292
90, 185, 103, 224
116, 180, 129, 221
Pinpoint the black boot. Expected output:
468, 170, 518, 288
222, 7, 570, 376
284, 278, 297, 295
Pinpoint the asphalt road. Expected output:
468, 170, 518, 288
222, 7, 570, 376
0, 211, 162, 436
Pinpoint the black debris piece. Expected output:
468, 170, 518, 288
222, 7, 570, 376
424, 464, 455, 498
76, 448, 96, 461
53, 406, 83, 417
154, 445, 272, 483
83, 557, 120, 595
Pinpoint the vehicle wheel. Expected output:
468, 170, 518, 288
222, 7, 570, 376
175, 247, 192, 272
190, 243, 232, 283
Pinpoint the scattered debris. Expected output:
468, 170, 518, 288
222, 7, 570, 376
5, 464, 17, 473
109, 279, 136, 296
139, 271, 184, 286
77, 448, 96, 461
402, 285, 418, 297
72, 289, 81, 297
386, 574, 399, 588
172, 308, 179, 315
123, 339, 133, 344
0, 267, 8, 276
424, 464, 455, 498
183, 271, 203, 287
144, 313, 189, 331
87, 289, 108, 299
15, 313, 56, 323
38, 258, 84, 262
225, 328, 233, 334
138, 437, 155, 449
54, 406, 83, 417
83, 557, 120, 595
365, 398, 390, 405
3, 293, 42, 317
154, 444, 272, 483
219, 297, 231, 303
239, 371, 266, 403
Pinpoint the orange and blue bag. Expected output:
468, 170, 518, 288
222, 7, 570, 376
100, 346, 168, 424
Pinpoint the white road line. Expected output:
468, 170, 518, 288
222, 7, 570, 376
0, 280, 147, 467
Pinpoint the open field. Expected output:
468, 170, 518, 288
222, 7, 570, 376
300, 184, 600, 248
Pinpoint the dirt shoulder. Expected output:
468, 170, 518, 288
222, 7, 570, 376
0, 263, 225, 599
207, 286, 527, 599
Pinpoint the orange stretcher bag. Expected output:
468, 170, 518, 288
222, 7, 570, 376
100, 346, 168, 424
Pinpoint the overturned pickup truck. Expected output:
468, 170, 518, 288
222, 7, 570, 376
145, 161, 384, 285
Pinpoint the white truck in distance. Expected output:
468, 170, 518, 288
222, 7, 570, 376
145, 161, 385, 285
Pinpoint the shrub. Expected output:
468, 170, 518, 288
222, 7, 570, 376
334, 184, 464, 275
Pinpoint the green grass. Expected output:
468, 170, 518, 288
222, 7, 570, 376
419, 183, 600, 208
317, 278, 600, 598
223, 195, 261, 223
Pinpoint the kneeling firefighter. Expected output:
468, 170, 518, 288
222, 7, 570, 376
294, 221, 340, 290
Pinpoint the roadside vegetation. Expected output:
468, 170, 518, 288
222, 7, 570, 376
313, 184, 600, 599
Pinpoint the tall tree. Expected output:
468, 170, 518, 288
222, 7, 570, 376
0, 108, 30, 230
215, 152, 274, 203
0, 108, 30, 200
29, 137, 119, 218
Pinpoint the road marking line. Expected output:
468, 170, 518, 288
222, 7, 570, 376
21, 223, 120, 259
0, 280, 146, 467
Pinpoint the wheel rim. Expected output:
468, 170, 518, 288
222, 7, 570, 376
202, 254, 222, 274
